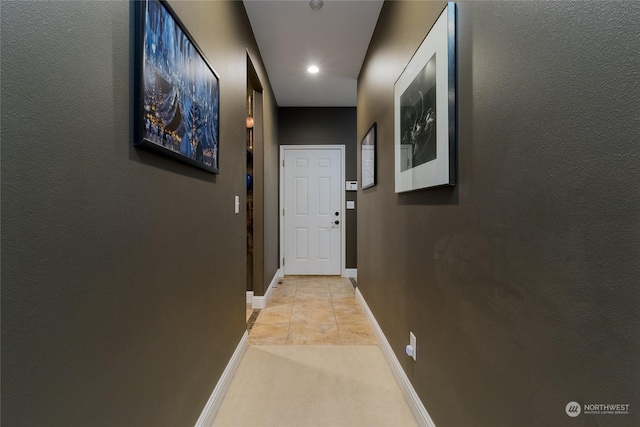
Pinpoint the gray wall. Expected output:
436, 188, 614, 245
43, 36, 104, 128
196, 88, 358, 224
358, 1, 639, 426
1, 1, 277, 425
263, 101, 281, 288
250, 88, 280, 296
279, 107, 358, 269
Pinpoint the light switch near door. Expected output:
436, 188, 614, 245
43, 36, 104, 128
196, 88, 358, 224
346, 201, 355, 209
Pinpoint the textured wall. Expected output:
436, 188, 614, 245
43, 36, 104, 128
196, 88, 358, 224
358, 1, 639, 426
262, 99, 280, 289
279, 107, 358, 269
1, 1, 276, 425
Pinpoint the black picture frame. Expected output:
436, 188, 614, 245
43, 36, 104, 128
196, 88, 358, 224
361, 123, 377, 190
394, 2, 456, 192
135, 0, 220, 173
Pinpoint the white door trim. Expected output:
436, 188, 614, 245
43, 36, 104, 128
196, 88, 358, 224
280, 145, 346, 276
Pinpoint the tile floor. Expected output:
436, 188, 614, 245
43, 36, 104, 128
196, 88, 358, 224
246, 275, 377, 346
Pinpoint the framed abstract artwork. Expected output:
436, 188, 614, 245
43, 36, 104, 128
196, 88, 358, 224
394, 2, 456, 192
135, 0, 220, 173
361, 123, 377, 190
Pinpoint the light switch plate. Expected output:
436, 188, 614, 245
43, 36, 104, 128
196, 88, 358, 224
346, 201, 355, 209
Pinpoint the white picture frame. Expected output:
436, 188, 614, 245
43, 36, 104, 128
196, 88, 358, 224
361, 123, 377, 190
394, 2, 456, 192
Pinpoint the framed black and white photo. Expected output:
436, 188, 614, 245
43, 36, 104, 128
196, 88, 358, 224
361, 123, 377, 190
394, 2, 456, 192
135, 0, 220, 173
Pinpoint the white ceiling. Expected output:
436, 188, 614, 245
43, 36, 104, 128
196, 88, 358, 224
243, 0, 384, 107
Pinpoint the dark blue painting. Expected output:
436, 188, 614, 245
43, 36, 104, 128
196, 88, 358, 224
137, 0, 219, 173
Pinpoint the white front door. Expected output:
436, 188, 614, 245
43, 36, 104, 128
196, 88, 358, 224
283, 148, 342, 275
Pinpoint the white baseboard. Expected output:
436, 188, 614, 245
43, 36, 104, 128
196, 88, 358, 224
356, 288, 436, 427
343, 268, 357, 278
194, 331, 249, 427
251, 268, 281, 309
246, 291, 253, 304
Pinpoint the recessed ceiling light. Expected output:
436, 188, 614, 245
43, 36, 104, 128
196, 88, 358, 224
307, 65, 319, 74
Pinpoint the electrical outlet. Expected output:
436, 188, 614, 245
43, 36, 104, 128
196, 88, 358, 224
410, 332, 417, 361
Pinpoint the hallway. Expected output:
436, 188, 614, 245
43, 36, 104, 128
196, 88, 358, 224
213, 276, 418, 426
3, 1, 638, 425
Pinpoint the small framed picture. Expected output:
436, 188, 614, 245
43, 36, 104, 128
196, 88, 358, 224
394, 2, 456, 192
361, 123, 377, 190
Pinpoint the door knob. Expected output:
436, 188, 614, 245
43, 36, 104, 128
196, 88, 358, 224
334, 220, 340, 225
335, 211, 339, 216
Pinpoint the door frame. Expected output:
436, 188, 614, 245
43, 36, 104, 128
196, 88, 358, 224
279, 145, 346, 277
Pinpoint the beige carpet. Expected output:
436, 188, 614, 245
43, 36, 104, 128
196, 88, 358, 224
213, 345, 417, 427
